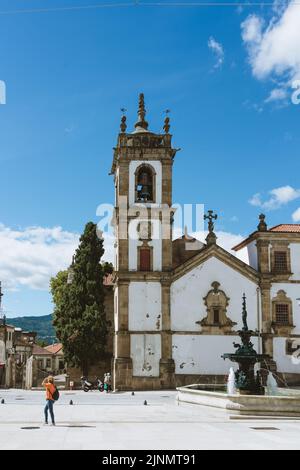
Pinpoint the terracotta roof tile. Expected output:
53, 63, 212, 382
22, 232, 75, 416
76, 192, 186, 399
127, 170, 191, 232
44, 343, 63, 355
32, 344, 52, 356
233, 224, 300, 251
269, 224, 300, 233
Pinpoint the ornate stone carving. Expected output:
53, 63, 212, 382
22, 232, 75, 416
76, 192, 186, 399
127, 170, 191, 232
271, 289, 294, 335
198, 282, 236, 334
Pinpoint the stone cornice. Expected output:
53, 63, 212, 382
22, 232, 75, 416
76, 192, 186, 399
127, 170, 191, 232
233, 231, 300, 251
114, 271, 172, 283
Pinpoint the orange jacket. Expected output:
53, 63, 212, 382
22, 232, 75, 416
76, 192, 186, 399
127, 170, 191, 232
44, 383, 56, 401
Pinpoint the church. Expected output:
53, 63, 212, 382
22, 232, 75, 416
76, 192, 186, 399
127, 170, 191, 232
110, 94, 300, 390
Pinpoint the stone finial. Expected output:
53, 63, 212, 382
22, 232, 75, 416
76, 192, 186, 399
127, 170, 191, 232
257, 213, 267, 232
134, 93, 149, 131
120, 109, 127, 133
163, 116, 170, 134
204, 210, 218, 246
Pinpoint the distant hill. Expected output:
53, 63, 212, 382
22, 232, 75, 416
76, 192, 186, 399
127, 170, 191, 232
6, 314, 56, 345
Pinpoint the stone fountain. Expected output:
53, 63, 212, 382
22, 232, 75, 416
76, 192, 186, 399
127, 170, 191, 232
176, 295, 300, 416
221, 294, 268, 396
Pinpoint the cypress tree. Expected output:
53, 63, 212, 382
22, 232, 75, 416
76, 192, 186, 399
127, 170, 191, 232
52, 222, 107, 376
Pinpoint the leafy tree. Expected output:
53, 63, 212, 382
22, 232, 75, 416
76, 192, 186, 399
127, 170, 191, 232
51, 222, 108, 376
36, 339, 49, 348
50, 270, 68, 306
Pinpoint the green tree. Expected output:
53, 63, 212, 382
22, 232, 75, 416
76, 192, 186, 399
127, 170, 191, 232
51, 222, 108, 376
50, 270, 68, 306
36, 339, 49, 348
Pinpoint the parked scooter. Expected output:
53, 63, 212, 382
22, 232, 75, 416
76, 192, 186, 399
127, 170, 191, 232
80, 376, 93, 392
80, 376, 104, 392
96, 378, 104, 392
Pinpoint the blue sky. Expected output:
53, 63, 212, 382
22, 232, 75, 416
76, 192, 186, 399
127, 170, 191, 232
0, 1, 299, 317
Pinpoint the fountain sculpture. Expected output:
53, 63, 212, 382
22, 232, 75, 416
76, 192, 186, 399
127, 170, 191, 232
222, 294, 269, 395
176, 293, 300, 416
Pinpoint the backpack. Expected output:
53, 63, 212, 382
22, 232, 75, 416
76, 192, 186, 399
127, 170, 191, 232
52, 386, 60, 401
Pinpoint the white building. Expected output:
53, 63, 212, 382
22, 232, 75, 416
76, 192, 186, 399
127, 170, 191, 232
111, 94, 300, 390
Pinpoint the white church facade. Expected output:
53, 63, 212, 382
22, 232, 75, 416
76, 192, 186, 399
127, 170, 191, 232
110, 94, 300, 390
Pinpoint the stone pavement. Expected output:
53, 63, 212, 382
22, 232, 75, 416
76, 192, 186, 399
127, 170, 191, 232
0, 389, 300, 450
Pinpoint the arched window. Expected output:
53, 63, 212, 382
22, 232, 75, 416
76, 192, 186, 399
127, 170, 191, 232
135, 165, 155, 202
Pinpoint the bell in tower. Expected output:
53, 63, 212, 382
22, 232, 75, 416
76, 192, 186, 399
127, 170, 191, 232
136, 167, 153, 202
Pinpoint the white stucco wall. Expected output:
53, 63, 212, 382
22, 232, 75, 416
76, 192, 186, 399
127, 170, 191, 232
129, 282, 162, 331
129, 160, 162, 206
271, 283, 300, 334
131, 334, 161, 377
247, 241, 258, 270
128, 219, 162, 271
273, 337, 300, 374
290, 243, 300, 280
171, 256, 258, 332
172, 334, 259, 375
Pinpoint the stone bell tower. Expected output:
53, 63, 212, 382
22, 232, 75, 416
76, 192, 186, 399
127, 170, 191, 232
111, 94, 178, 390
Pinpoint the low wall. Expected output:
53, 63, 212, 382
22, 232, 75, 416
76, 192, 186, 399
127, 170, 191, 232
67, 356, 113, 389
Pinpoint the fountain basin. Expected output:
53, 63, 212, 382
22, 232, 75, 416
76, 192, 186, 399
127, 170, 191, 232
176, 384, 300, 416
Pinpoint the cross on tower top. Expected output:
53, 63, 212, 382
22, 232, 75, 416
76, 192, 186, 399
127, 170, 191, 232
204, 210, 217, 233
204, 210, 218, 246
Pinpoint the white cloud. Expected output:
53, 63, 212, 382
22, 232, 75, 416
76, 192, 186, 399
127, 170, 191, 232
175, 229, 249, 265
249, 185, 300, 210
0, 221, 250, 292
0, 224, 80, 291
264, 87, 289, 104
241, 3, 300, 102
0, 224, 115, 291
292, 208, 300, 222
208, 36, 224, 69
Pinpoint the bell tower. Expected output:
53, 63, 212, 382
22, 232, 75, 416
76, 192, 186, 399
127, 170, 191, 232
111, 94, 178, 390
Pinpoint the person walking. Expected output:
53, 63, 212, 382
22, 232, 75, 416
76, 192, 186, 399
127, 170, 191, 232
104, 372, 112, 393
42, 376, 56, 426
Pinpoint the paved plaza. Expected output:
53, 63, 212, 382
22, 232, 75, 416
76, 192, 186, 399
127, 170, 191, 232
0, 389, 300, 450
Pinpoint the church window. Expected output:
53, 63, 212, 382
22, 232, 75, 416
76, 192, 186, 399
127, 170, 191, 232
135, 165, 155, 203
274, 251, 288, 273
139, 247, 151, 271
272, 290, 294, 333
275, 304, 289, 325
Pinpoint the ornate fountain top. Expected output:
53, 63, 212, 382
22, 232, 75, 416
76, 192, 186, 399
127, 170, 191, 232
222, 294, 269, 395
242, 293, 248, 331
